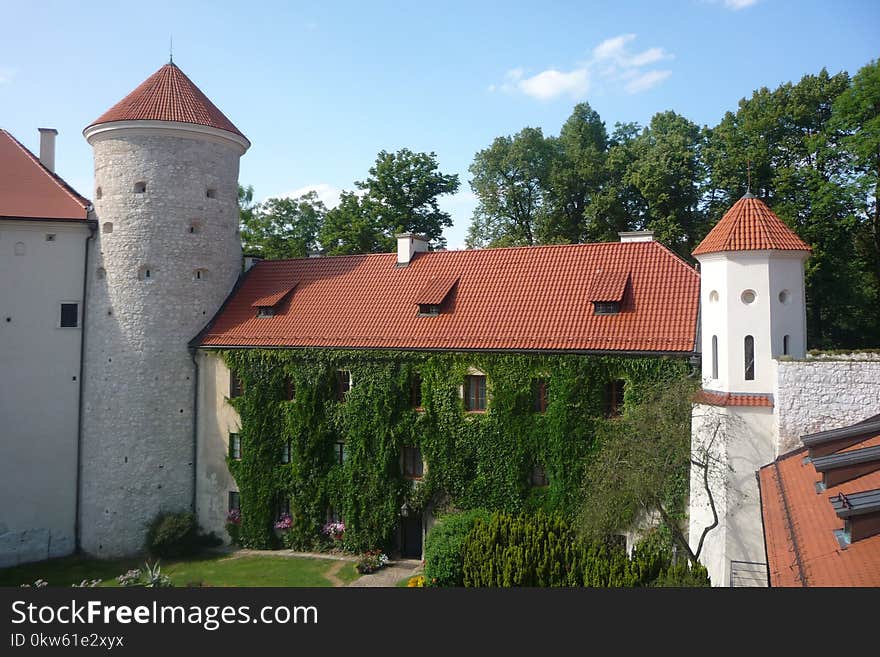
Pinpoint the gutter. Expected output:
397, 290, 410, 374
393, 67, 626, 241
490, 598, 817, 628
75, 217, 98, 553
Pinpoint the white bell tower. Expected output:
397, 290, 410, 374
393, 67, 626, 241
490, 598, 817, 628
689, 192, 811, 586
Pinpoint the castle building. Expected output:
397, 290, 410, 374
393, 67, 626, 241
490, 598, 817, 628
1, 62, 877, 581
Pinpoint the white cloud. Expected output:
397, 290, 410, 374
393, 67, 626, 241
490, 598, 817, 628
724, 0, 758, 9
490, 33, 673, 100
272, 183, 342, 208
624, 70, 672, 94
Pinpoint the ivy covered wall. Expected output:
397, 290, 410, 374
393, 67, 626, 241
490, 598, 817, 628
218, 348, 687, 552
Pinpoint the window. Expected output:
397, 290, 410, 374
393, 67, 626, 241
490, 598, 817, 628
102, 222, 113, 234
783, 334, 790, 356
334, 441, 348, 465
45, 233, 56, 242
284, 377, 295, 401
327, 507, 343, 523
206, 188, 217, 199
533, 378, 548, 413
229, 371, 243, 398
410, 373, 423, 410
194, 268, 208, 281
60, 303, 79, 328
593, 301, 620, 315
531, 464, 549, 487
604, 379, 626, 418
96, 267, 106, 280
335, 370, 351, 402
228, 491, 240, 512
133, 181, 146, 194
189, 220, 202, 234
418, 304, 440, 316
711, 335, 718, 380
741, 289, 756, 305
280, 440, 291, 464
95, 187, 102, 200
256, 306, 275, 318
403, 446, 424, 479
779, 290, 791, 305
744, 335, 755, 381
229, 433, 241, 460
709, 290, 719, 304
14, 242, 25, 256
274, 496, 290, 521
138, 266, 152, 281
464, 375, 487, 412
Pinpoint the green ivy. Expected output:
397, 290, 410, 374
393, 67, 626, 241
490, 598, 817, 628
218, 348, 686, 551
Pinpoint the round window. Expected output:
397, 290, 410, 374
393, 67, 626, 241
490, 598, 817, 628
709, 290, 719, 303
778, 290, 790, 305
741, 290, 756, 305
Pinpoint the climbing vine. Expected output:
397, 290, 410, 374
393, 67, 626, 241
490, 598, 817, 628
220, 348, 687, 552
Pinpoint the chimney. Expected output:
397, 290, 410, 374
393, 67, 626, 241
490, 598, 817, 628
243, 254, 263, 272
618, 230, 654, 243
396, 233, 429, 266
38, 128, 58, 173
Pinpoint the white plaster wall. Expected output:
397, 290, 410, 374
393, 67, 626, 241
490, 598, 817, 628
690, 403, 774, 586
767, 256, 807, 359
195, 351, 240, 541
79, 128, 243, 556
775, 354, 880, 455
0, 219, 90, 566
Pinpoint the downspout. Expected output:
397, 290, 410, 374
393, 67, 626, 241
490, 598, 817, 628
190, 347, 200, 516
75, 217, 97, 553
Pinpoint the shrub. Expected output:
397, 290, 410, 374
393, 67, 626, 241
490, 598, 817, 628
355, 550, 389, 574
145, 511, 218, 558
424, 509, 490, 587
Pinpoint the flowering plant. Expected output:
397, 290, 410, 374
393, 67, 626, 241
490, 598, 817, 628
274, 513, 293, 530
355, 550, 390, 574
321, 521, 345, 540
226, 509, 241, 525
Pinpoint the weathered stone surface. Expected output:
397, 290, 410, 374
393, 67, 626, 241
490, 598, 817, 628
79, 129, 242, 556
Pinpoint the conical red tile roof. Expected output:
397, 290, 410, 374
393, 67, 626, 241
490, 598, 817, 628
87, 63, 246, 139
693, 193, 811, 256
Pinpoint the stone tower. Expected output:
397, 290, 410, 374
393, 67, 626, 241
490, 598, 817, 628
688, 192, 811, 586
79, 62, 249, 555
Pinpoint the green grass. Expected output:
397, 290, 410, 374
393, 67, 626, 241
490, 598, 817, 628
0, 553, 358, 588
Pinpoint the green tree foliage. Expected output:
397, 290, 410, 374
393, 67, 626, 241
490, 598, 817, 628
467, 63, 880, 348
319, 192, 390, 255
423, 509, 490, 587
578, 374, 704, 566
459, 511, 709, 587
240, 191, 326, 259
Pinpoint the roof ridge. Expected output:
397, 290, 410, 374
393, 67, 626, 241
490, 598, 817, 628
1, 128, 91, 212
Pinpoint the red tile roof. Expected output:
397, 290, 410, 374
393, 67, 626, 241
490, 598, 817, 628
0, 129, 90, 220
694, 390, 774, 408
197, 240, 700, 353
87, 63, 246, 140
251, 283, 297, 308
759, 425, 880, 587
414, 276, 459, 305
586, 270, 629, 302
693, 194, 811, 256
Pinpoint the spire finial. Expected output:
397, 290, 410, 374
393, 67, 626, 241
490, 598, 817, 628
169, 35, 173, 64
747, 159, 751, 194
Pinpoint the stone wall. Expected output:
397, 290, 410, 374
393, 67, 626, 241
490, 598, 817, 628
79, 128, 243, 556
775, 353, 880, 454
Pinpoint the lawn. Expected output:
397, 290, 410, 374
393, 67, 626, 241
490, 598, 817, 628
0, 553, 359, 588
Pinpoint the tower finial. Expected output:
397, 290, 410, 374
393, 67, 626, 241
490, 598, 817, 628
747, 159, 751, 193
169, 35, 173, 64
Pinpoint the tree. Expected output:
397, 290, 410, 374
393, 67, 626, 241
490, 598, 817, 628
240, 191, 326, 259
578, 374, 721, 568
467, 127, 555, 248
318, 191, 390, 256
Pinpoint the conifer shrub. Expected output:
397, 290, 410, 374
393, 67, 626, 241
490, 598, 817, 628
424, 509, 490, 587
145, 512, 220, 558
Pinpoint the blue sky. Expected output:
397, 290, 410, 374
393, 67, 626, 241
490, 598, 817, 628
2, 0, 878, 247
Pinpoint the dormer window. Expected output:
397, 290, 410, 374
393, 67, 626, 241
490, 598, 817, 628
414, 276, 458, 317
593, 301, 620, 315
256, 306, 275, 318
588, 270, 629, 316
251, 282, 296, 319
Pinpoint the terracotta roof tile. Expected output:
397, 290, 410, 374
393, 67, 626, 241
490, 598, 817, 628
0, 129, 90, 220
87, 63, 246, 140
759, 424, 880, 587
693, 194, 811, 256
197, 241, 700, 353
695, 389, 774, 407
414, 276, 458, 305
586, 270, 629, 302
251, 283, 297, 308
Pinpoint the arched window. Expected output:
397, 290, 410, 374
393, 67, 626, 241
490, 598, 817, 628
783, 334, 790, 356
744, 335, 755, 381
711, 335, 718, 380
102, 222, 113, 234
138, 265, 153, 281
95, 187, 102, 200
